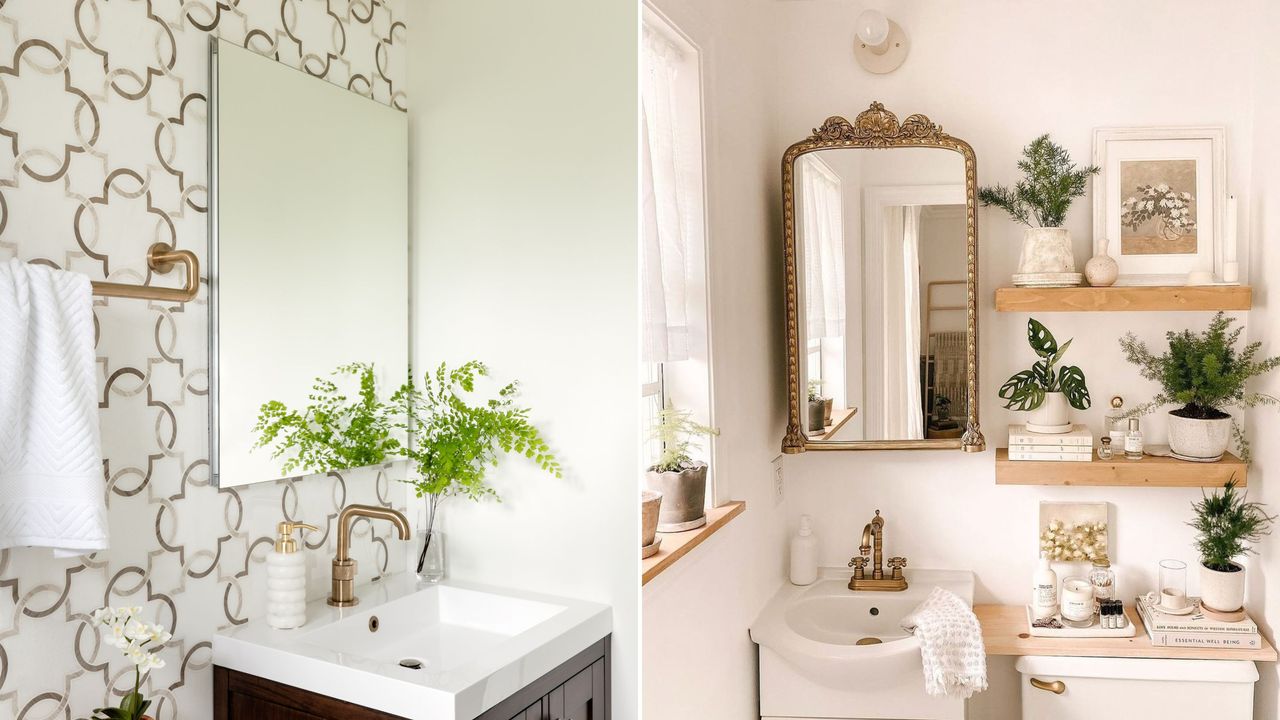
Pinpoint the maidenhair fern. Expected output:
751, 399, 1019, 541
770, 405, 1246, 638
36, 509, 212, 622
978, 134, 1099, 228
649, 401, 718, 473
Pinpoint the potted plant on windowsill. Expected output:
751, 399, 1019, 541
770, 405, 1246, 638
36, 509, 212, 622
646, 401, 718, 532
999, 318, 1091, 432
807, 380, 827, 431
979, 135, 1099, 287
1189, 479, 1276, 613
1120, 312, 1280, 461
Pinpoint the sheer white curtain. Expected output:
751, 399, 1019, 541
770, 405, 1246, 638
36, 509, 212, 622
641, 28, 691, 363
881, 205, 924, 439
799, 156, 845, 339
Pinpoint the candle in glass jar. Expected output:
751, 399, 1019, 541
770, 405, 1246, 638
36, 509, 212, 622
1060, 576, 1095, 627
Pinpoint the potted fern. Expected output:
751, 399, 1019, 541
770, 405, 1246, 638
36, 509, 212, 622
999, 318, 1091, 431
1120, 312, 1280, 461
646, 401, 718, 532
1190, 479, 1276, 613
979, 135, 1099, 287
807, 379, 828, 431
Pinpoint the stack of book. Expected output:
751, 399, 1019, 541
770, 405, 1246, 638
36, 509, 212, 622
1136, 595, 1262, 649
1007, 424, 1093, 462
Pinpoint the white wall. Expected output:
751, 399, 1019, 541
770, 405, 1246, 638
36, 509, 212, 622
776, 2, 1265, 717
1245, 0, 1280, 715
641, 0, 789, 718
407, 2, 639, 716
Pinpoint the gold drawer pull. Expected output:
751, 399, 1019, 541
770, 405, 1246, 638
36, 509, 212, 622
1030, 677, 1066, 694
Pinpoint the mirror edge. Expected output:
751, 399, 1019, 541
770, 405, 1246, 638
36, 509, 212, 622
780, 102, 986, 454
208, 36, 223, 486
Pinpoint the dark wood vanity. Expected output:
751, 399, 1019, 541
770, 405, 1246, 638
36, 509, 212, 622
213, 636, 610, 720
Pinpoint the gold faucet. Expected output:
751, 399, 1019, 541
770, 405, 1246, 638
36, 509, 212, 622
846, 509, 908, 592
328, 504, 411, 607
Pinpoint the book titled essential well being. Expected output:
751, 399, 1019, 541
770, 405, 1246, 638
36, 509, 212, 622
1136, 595, 1261, 649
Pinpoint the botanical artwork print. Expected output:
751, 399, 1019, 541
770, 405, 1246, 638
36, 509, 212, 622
1118, 159, 1198, 255
0, 3, 408, 719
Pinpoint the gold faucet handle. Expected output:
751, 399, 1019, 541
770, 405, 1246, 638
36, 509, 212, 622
848, 556, 868, 579
888, 556, 907, 579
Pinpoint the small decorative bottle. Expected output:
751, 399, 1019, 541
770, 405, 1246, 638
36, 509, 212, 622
1105, 396, 1127, 447
1124, 417, 1144, 460
1097, 436, 1113, 460
1088, 555, 1115, 614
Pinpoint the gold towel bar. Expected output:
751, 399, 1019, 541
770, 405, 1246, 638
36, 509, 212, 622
90, 243, 199, 302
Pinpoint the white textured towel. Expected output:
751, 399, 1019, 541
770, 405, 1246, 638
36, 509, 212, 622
0, 258, 107, 556
901, 586, 988, 699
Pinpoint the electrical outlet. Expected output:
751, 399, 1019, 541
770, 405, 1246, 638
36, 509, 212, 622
772, 454, 784, 506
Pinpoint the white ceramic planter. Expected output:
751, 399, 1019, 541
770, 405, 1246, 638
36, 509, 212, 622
1200, 561, 1246, 612
1167, 410, 1232, 460
1028, 391, 1070, 429
1017, 227, 1076, 274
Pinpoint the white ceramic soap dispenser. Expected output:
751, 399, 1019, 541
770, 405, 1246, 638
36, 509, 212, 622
790, 515, 819, 586
267, 520, 318, 629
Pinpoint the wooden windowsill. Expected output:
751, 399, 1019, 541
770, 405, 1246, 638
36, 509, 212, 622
642, 501, 746, 586
977, 603, 1277, 662
808, 407, 857, 441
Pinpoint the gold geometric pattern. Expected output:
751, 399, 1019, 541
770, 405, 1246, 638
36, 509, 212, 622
0, 2, 408, 718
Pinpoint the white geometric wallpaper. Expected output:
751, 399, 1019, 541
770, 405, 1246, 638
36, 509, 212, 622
0, 2, 408, 718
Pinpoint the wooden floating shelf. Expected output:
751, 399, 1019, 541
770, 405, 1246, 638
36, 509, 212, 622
977, 604, 1277, 662
994, 448, 1246, 487
995, 285, 1252, 312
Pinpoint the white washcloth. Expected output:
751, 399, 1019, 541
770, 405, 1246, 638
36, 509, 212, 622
0, 258, 107, 556
901, 586, 988, 699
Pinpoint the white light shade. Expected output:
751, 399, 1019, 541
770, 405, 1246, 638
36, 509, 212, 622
855, 9, 890, 46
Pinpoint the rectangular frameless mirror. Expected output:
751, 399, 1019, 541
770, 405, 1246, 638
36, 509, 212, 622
210, 39, 408, 487
782, 103, 985, 453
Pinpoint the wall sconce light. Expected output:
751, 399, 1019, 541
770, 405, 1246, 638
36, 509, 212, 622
853, 9, 909, 74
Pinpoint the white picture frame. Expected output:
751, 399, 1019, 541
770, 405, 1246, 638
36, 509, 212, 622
1091, 126, 1227, 286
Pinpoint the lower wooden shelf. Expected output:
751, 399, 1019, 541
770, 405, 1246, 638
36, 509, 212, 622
994, 448, 1247, 487
977, 603, 1277, 662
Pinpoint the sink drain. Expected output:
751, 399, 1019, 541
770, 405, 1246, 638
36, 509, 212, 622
399, 658, 425, 670
856, 637, 883, 646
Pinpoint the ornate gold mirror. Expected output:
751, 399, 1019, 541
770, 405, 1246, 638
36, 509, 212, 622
782, 103, 985, 453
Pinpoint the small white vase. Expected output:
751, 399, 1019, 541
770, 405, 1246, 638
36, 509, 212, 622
1017, 227, 1076, 274
1167, 410, 1232, 460
1084, 239, 1119, 287
1027, 391, 1070, 430
1200, 561, 1246, 613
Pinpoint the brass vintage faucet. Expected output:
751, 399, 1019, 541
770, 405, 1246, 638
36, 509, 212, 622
846, 509, 908, 591
328, 504, 411, 607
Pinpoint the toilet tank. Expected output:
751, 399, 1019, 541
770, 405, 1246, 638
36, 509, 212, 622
1016, 656, 1257, 720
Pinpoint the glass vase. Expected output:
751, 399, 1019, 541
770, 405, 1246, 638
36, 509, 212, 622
416, 529, 445, 584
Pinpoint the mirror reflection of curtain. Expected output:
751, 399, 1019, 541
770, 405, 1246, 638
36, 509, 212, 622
641, 28, 691, 363
881, 206, 924, 440
800, 157, 845, 340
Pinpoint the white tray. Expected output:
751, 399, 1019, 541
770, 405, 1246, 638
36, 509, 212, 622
1024, 605, 1136, 638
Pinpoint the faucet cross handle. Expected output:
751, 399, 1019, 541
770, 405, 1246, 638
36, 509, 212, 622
887, 556, 907, 579
848, 555, 868, 579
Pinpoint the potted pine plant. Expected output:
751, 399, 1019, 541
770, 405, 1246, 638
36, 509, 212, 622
999, 318, 1091, 431
646, 401, 718, 532
979, 135, 1099, 286
1120, 312, 1280, 461
1189, 479, 1276, 613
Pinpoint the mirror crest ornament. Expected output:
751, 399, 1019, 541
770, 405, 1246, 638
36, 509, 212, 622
781, 102, 986, 453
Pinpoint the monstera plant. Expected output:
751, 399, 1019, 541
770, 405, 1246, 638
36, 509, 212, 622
1000, 318, 1091, 431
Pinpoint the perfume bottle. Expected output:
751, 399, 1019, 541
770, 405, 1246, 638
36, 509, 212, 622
1105, 396, 1127, 447
1097, 436, 1113, 460
1124, 417, 1144, 460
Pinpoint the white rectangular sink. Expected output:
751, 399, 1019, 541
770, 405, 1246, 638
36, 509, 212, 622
213, 575, 611, 719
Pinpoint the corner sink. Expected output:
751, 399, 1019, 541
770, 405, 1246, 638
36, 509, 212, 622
214, 575, 610, 719
751, 568, 973, 719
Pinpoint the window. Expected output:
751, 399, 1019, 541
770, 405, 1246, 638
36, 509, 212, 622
640, 7, 714, 501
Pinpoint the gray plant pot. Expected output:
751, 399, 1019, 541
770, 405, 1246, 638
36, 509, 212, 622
808, 400, 826, 431
641, 490, 663, 548
646, 462, 708, 532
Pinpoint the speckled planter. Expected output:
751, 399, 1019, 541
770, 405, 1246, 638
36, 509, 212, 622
1017, 227, 1076, 274
1200, 561, 1245, 613
1168, 410, 1231, 461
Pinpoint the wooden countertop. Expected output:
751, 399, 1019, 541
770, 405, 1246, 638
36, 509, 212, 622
976, 604, 1277, 662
